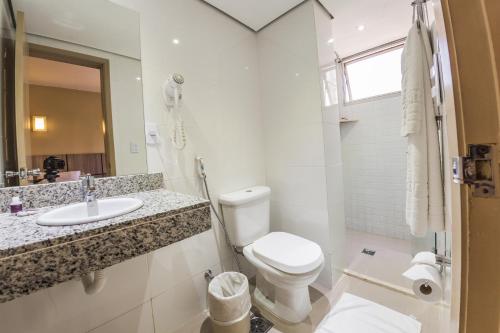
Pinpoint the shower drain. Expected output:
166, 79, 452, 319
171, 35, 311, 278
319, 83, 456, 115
361, 248, 376, 256
250, 311, 273, 333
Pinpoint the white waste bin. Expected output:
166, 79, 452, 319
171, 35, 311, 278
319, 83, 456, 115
208, 272, 251, 333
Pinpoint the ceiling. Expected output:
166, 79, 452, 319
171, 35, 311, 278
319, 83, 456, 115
202, 0, 412, 57
203, 0, 305, 31
27, 57, 101, 93
324, 0, 412, 57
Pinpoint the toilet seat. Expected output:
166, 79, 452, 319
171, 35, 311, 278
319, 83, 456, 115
252, 232, 323, 274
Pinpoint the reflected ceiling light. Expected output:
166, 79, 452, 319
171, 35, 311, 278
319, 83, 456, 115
172, 38, 180, 45
32, 116, 47, 132
136, 76, 142, 81
327, 38, 335, 44
357, 25, 365, 31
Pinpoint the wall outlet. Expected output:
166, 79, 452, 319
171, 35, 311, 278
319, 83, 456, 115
130, 142, 139, 154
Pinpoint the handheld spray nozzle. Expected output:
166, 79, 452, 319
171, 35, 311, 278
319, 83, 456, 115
196, 157, 206, 179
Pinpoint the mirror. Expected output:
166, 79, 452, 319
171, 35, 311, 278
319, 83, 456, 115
0, 0, 147, 187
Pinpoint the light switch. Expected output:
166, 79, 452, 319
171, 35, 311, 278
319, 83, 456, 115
145, 122, 160, 145
130, 142, 139, 154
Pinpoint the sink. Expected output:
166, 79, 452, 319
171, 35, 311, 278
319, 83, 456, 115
37, 198, 144, 226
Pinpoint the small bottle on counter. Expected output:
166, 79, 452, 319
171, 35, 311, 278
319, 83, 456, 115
10, 196, 23, 214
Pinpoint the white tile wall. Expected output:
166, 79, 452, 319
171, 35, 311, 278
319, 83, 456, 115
88, 302, 154, 333
258, 2, 345, 289
340, 95, 411, 239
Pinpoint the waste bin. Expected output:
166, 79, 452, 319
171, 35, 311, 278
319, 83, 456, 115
208, 272, 251, 333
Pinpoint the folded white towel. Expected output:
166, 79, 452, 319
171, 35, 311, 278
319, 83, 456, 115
315, 293, 422, 333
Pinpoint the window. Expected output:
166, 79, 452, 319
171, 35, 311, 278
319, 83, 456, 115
343, 45, 403, 103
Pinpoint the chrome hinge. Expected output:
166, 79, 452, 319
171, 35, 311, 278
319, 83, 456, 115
453, 144, 495, 197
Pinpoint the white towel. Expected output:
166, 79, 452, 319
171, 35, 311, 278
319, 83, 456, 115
401, 21, 444, 237
315, 293, 422, 333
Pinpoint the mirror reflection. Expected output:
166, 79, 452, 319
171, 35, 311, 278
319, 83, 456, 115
0, 0, 147, 187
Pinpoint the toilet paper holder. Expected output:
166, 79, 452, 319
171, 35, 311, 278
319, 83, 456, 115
435, 254, 451, 272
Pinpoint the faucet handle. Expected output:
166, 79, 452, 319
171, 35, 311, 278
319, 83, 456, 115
82, 174, 95, 189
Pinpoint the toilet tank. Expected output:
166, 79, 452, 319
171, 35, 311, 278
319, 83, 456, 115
219, 186, 271, 247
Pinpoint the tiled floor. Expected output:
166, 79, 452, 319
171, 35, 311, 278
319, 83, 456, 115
344, 228, 415, 292
345, 228, 412, 263
262, 230, 449, 333
186, 229, 449, 333
259, 275, 449, 333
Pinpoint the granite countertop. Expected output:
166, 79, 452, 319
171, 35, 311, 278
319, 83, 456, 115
0, 189, 209, 259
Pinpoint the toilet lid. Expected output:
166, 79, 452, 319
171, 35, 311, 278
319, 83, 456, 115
252, 232, 324, 274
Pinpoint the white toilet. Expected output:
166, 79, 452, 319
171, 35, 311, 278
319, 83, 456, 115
219, 186, 324, 324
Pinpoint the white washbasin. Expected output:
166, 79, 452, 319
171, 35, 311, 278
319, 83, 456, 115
37, 197, 144, 226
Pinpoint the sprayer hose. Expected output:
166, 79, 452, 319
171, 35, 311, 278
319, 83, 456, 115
201, 176, 242, 272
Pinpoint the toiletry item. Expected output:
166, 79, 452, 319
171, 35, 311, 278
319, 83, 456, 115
10, 196, 22, 214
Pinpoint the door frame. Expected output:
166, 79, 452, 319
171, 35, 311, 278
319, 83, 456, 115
27, 43, 116, 177
439, 0, 500, 332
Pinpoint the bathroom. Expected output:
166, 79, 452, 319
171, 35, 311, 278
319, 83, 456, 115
0, 0, 498, 333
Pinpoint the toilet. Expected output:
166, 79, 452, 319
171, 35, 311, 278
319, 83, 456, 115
219, 186, 324, 324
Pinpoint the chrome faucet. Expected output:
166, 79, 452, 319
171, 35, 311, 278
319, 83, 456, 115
82, 174, 98, 216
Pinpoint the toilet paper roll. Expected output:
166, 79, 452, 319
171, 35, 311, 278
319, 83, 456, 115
403, 264, 443, 302
411, 251, 439, 269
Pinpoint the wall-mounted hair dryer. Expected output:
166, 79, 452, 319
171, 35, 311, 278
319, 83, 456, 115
162, 73, 184, 108
162, 73, 186, 150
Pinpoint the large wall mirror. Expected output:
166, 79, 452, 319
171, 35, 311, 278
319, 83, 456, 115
0, 0, 147, 187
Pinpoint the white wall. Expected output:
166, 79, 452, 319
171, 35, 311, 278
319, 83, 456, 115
258, 1, 343, 288
134, 0, 265, 198
0, 1, 266, 332
340, 95, 410, 239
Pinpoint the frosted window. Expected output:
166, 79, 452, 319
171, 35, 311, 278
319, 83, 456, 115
344, 46, 403, 102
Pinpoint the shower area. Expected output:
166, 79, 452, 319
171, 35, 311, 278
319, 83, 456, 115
316, 0, 453, 310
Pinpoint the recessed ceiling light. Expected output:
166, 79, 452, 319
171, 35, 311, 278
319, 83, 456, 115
136, 77, 142, 81
357, 25, 365, 31
327, 38, 335, 44
172, 38, 180, 45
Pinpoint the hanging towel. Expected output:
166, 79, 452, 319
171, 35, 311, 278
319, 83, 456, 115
401, 21, 444, 237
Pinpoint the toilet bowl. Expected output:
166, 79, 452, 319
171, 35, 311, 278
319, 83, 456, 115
219, 187, 324, 324
243, 233, 324, 323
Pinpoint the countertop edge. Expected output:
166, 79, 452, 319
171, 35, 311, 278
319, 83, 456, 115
0, 190, 210, 259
